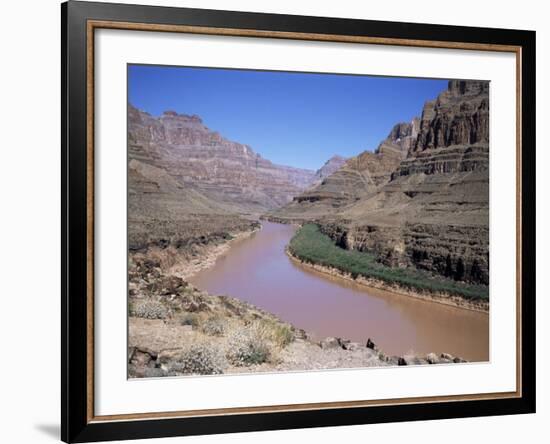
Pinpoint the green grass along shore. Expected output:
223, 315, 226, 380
288, 224, 489, 302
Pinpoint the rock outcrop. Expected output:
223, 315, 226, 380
376, 118, 420, 157
412, 80, 489, 152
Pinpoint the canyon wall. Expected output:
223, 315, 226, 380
129, 105, 315, 214
272, 80, 490, 285
268, 118, 418, 219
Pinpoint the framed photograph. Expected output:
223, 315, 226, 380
61, 1, 536, 442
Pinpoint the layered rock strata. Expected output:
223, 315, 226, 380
271, 80, 490, 286
129, 105, 315, 214
308, 155, 348, 189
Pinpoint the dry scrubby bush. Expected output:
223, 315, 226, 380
262, 321, 294, 347
201, 317, 226, 336
179, 313, 199, 327
168, 343, 227, 375
131, 300, 169, 320
272, 324, 294, 347
141, 246, 179, 271
226, 323, 271, 366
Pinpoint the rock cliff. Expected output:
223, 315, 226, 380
376, 118, 420, 157
128, 105, 315, 213
413, 80, 489, 152
270, 80, 490, 286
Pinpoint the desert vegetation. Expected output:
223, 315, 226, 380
128, 251, 301, 377
288, 224, 489, 301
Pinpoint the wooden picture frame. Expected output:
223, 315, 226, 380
61, 1, 536, 442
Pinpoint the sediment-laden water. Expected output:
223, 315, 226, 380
189, 221, 489, 361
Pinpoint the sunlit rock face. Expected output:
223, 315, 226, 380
128, 105, 316, 213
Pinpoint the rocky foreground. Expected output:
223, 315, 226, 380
128, 247, 466, 378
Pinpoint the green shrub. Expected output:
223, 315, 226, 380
289, 224, 489, 301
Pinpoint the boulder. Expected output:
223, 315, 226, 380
320, 337, 344, 350
426, 352, 440, 364
439, 353, 455, 363
366, 338, 378, 351
339, 339, 351, 349
157, 348, 183, 365
343, 342, 364, 351
129, 346, 158, 367
386, 356, 402, 366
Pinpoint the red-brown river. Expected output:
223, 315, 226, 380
189, 221, 489, 361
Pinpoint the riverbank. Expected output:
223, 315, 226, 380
260, 214, 304, 225
128, 218, 486, 378
287, 224, 489, 313
130, 223, 261, 282
172, 226, 261, 279
128, 274, 468, 378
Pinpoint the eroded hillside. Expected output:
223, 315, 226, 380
128, 105, 315, 214
270, 80, 490, 286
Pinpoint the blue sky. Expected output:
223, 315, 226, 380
128, 65, 448, 171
